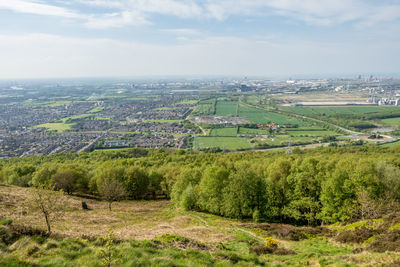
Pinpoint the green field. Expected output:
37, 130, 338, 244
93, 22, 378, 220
22, 100, 74, 107
191, 99, 216, 116
238, 127, 270, 135
88, 106, 104, 113
256, 135, 315, 146
34, 114, 94, 132
215, 100, 238, 116
281, 105, 400, 116
239, 104, 306, 125
212, 100, 307, 125
381, 140, 400, 147
193, 136, 254, 150
381, 117, 400, 126
286, 130, 339, 137
34, 122, 74, 132
210, 127, 237, 137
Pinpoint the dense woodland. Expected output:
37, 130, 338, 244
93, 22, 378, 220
1, 146, 400, 225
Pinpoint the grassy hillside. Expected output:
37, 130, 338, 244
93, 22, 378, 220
2, 185, 400, 266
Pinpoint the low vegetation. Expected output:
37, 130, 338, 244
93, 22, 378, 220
2, 146, 400, 265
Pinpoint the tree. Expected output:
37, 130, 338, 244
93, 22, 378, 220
124, 166, 149, 199
198, 166, 230, 215
180, 183, 196, 210
97, 230, 122, 267
26, 184, 66, 235
97, 177, 126, 211
51, 170, 77, 195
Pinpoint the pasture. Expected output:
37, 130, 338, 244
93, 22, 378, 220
381, 117, 400, 126
281, 105, 400, 116
210, 127, 237, 137
286, 130, 339, 137
215, 100, 238, 116
239, 105, 306, 125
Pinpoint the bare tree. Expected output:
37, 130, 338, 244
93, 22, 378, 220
26, 184, 66, 235
98, 178, 126, 211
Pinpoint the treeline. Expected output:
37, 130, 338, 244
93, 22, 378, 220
1, 146, 400, 225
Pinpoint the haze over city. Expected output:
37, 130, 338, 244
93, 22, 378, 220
0, 0, 400, 78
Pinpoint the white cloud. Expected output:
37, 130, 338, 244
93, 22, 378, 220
0, 0, 83, 18
161, 28, 202, 35
85, 11, 149, 28
1, 0, 400, 29
0, 33, 398, 79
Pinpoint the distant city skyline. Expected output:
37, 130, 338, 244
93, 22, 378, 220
0, 0, 399, 79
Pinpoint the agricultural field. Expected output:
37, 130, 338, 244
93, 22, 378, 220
191, 99, 216, 116
2, 185, 400, 266
254, 135, 315, 146
285, 130, 340, 137
238, 105, 306, 125
381, 140, 400, 147
193, 136, 254, 150
212, 100, 308, 126
281, 105, 400, 116
381, 117, 400, 126
238, 127, 270, 135
210, 127, 238, 137
215, 100, 238, 116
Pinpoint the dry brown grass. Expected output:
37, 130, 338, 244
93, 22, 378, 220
0, 185, 230, 242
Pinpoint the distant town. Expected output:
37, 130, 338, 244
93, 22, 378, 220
1, 75, 400, 158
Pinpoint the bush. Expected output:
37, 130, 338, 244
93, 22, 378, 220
367, 230, 400, 252
335, 227, 379, 244
265, 237, 278, 249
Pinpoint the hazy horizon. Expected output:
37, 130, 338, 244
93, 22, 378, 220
1, 0, 399, 79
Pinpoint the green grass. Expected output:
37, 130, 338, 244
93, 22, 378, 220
192, 99, 216, 116
282, 106, 400, 116
34, 122, 74, 132
210, 127, 237, 137
286, 130, 339, 137
215, 100, 238, 116
328, 218, 384, 232
256, 135, 315, 146
381, 117, 400, 126
239, 127, 270, 135
34, 114, 94, 132
2, 185, 400, 267
193, 137, 254, 150
239, 104, 306, 125
88, 106, 104, 113
381, 140, 400, 147
154, 107, 173, 111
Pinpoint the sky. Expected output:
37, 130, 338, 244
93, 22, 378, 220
0, 0, 400, 79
